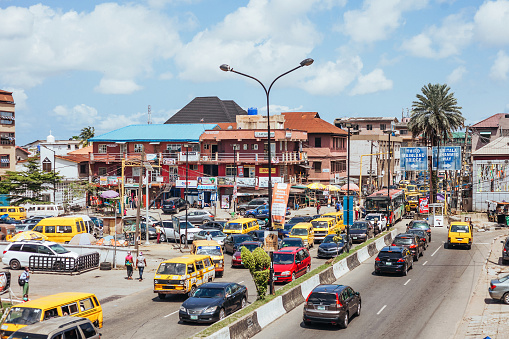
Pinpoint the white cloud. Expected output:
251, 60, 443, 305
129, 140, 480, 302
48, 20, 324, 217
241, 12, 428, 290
0, 3, 182, 93
401, 13, 473, 58
474, 0, 509, 46
94, 79, 142, 95
52, 104, 99, 125
447, 66, 467, 83
174, 0, 332, 84
490, 50, 509, 81
341, 0, 428, 44
349, 69, 393, 95
298, 56, 363, 95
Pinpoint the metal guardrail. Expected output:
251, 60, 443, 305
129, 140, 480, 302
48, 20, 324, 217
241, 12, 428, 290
29, 252, 100, 275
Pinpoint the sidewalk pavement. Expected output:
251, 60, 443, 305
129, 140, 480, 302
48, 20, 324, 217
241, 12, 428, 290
455, 229, 509, 339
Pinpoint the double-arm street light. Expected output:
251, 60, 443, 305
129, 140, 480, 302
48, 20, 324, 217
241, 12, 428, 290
383, 129, 394, 227
343, 123, 353, 252
220, 58, 314, 294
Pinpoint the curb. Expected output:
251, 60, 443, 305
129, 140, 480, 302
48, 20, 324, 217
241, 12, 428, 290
202, 228, 397, 339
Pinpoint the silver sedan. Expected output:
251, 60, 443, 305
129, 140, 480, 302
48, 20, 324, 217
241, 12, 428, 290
489, 273, 509, 304
193, 230, 226, 246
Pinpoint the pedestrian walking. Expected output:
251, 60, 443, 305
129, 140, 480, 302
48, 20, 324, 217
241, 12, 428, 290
125, 251, 134, 280
205, 231, 213, 241
295, 199, 299, 211
155, 224, 162, 244
22, 294, 30, 302
19, 267, 30, 297
136, 252, 147, 281
355, 204, 360, 220
316, 202, 321, 215
338, 201, 342, 211
335, 201, 340, 212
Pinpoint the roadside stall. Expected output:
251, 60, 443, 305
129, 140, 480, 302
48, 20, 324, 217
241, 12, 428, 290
487, 200, 509, 225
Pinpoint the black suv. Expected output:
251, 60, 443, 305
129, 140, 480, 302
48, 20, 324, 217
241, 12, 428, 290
392, 233, 424, 261
406, 220, 432, 241
236, 198, 269, 215
303, 284, 361, 329
375, 246, 413, 276
406, 229, 428, 250
162, 197, 188, 214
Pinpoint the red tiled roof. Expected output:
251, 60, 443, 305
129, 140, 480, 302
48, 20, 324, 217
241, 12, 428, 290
68, 145, 92, 155
0, 90, 14, 103
471, 113, 506, 128
55, 154, 90, 163
282, 112, 347, 135
15, 146, 30, 154
200, 129, 307, 141
214, 122, 237, 130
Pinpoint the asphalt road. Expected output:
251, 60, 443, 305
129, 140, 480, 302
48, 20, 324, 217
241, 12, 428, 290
252, 223, 500, 339
99, 223, 374, 338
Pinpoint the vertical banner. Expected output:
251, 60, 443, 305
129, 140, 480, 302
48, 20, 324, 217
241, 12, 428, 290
419, 197, 429, 214
271, 182, 290, 230
221, 195, 230, 209
343, 196, 354, 226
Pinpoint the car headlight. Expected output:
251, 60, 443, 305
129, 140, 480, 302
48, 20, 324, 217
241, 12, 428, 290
180, 280, 185, 285
154, 280, 158, 284
281, 271, 291, 276
180, 306, 187, 312
204, 306, 217, 313
219, 260, 223, 264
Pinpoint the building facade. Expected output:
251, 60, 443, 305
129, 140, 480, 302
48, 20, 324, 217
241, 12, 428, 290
0, 90, 15, 176
471, 113, 509, 151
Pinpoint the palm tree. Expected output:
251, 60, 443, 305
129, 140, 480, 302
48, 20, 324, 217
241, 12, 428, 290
408, 83, 464, 203
78, 126, 95, 147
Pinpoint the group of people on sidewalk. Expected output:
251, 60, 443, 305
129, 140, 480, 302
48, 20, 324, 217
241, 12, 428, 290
125, 251, 147, 281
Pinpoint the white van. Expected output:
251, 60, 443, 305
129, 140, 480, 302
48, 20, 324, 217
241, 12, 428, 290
26, 204, 65, 218
62, 215, 94, 234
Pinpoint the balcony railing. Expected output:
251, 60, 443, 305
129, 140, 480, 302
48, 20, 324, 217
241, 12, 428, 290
200, 151, 307, 163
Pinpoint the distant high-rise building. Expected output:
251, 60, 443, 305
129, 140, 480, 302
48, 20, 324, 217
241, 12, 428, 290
0, 90, 15, 176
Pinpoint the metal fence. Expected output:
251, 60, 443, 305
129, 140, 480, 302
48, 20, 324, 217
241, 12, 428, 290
29, 252, 100, 275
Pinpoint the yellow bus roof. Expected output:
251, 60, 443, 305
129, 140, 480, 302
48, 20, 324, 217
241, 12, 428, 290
14, 292, 96, 309
311, 218, 333, 222
160, 254, 211, 265
450, 221, 470, 226
292, 222, 312, 228
37, 217, 81, 225
193, 240, 222, 247
322, 212, 343, 216
227, 218, 257, 223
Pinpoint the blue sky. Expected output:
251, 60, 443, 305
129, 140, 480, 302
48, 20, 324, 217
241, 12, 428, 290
1, 0, 509, 145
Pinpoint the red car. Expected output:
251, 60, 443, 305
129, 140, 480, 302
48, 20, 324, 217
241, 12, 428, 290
231, 241, 263, 268
273, 247, 311, 283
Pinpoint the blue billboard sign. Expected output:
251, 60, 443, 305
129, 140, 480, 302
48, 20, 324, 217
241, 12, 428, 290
432, 146, 461, 170
400, 147, 428, 171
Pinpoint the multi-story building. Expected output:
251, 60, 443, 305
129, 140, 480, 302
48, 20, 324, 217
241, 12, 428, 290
281, 112, 347, 184
334, 117, 398, 136
471, 113, 509, 151
0, 90, 15, 176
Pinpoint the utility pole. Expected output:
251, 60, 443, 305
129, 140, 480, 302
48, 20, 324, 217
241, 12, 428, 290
135, 152, 144, 258
369, 140, 373, 195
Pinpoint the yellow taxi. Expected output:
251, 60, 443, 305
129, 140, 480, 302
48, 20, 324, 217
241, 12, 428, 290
0, 206, 26, 220
191, 240, 225, 277
311, 218, 338, 243
320, 211, 345, 232
447, 221, 473, 250
222, 218, 259, 235
32, 217, 87, 243
288, 222, 314, 248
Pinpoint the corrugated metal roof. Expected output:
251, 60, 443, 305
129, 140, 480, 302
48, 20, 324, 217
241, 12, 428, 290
89, 124, 216, 142
165, 97, 246, 124
472, 136, 509, 156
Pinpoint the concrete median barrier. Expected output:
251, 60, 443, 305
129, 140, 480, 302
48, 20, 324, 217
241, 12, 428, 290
229, 312, 261, 339
346, 252, 360, 270
332, 258, 349, 279
281, 286, 304, 313
356, 246, 370, 263
256, 296, 286, 329
319, 267, 336, 284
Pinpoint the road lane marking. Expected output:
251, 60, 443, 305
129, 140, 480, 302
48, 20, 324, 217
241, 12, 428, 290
475, 243, 489, 245
164, 310, 179, 318
377, 305, 387, 315
423, 261, 428, 266
404, 279, 411, 286
431, 247, 440, 257
238, 281, 244, 284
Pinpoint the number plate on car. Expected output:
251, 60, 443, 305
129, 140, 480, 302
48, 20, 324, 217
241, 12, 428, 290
190, 315, 198, 320
316, 305, 325, 310
353, 237, 358, 239
386, 262, 392, 265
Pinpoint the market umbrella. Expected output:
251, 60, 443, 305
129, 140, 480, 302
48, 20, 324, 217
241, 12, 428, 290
69, 233, 97, 245
307, 183, 326, 190
341, 183, 360, 192
325, 184, 340, 192
100, 190, 119, 199
9, 231, 48, 242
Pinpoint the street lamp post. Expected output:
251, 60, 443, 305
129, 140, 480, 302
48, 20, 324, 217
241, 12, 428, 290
220, 58, 313, 295
184, 144, 189, 248
343, 123, 352, 252
233, 145, 238, 213
383, 129, 393, 227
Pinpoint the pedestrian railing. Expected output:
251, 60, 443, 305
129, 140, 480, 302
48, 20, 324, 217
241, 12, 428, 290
29, 252, 100, 275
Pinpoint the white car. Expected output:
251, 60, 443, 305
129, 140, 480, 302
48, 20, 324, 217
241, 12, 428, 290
365, 213, 388, 233
160, 220, 202, 243
2, 240, 79, 270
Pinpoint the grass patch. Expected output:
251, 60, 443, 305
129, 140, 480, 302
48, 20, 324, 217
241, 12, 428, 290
194, 229, 392, 338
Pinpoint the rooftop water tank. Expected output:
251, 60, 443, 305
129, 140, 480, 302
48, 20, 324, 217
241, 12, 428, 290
247, 107, 258, 116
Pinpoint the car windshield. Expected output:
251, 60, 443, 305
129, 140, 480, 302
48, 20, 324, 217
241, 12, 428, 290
307, 292, 337, 304
499, 273, 509, 283
234, 236, 252, 243
4, 307, 42, 325
290, 228, 308, 236
224, 223, 242, 231
322, 235, 343, 244
365, 215, 379, 221
7, 332, 47, 339
378, 251, 403, 260
15, 225, 25, 232
284, 223, 295, 231
179, 223, 195, 229
192, 287, 225, 299
411, 223, 429, 229
451, 225, 469, 233
408, 230, 424, 237
273, 253, 294, 265
393, 237, 413, 245
240, 244, 260, 252
196, 246, 222, 256
288, 217, 305, 224
351, 223, 367, 230
311, 221, 329, 229
209, 231, 225, 237
49, 244, 70, 254
282, 239, 302, 247
157, 262, 186, 275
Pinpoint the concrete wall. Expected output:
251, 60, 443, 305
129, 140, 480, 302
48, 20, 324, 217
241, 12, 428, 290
472, 159, 509, 212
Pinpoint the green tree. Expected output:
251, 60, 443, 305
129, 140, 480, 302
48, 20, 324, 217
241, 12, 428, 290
241, 246, 271, 299
76, 126, 95, 147
0, 157, 62, 205
408, 83, 464, 202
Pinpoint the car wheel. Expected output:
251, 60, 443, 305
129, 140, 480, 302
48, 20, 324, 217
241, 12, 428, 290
189, 285, 197, 297
339, 312, 349, 329
160, 233, 166, 242
53, 261, 65, 271
402, 264, 408, 276
158, 293, 166, 300
419, 248, 424, 257
303, 320, 312, 327
503, 292, 509, 305
10, 259, 21, 270
246, 214, 255, 219
180, 235, 187, 244
414, 254, 419, 262
306, 266, 310, 274
291, 272, 296, 282
219, 308, 226, 320
356, 302, 361, 316
467, 244, 472, 250
241, 297, 247, 309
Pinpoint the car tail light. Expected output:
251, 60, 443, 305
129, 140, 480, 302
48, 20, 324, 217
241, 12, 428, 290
397, 258, 405, 263
421, 238, 426, 242
306, 292, 312, 304
504, 248, 507, 252
409, 244, 417, 249
448, 237, 451, 242
391, 243, 396, 246
172, 205, 175, 209
336, 293, 343, 307
375, 257, 381, 262
2, 250, 6, 255
491, 283, 497, 289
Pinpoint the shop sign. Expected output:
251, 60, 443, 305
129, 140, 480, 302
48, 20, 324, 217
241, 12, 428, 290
176, 180, 197, 188
259, 167, 276, 174
197, 177, 217, 190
